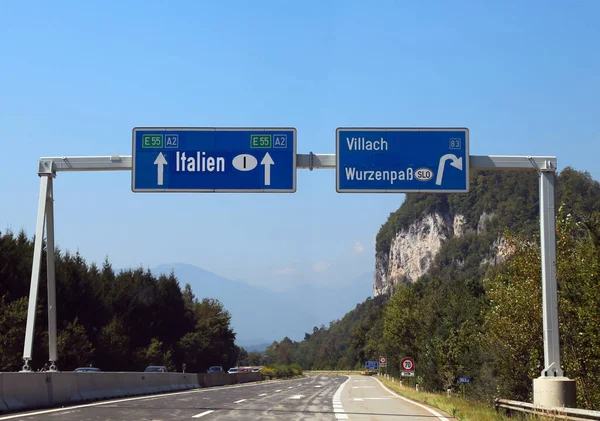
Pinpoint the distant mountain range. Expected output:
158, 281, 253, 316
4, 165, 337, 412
146, 263, 373, 351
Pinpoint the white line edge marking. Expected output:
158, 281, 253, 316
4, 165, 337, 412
259, 393, 267, 396
192, 410, 215, 418
234, 399, 247, 404
0, 377, 308, 420
332, 376, 351, 421
373, 377, 450, 421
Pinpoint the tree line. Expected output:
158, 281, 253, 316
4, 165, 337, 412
0, 232, 240, 373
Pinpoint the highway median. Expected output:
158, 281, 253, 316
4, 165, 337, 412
0, 370, 265, 415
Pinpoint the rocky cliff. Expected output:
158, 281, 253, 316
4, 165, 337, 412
374, 211, 504, 296
372, 169, 557, 297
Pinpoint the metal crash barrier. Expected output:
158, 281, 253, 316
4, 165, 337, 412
495, 399, 600, 420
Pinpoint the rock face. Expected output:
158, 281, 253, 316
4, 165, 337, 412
373, 211, 504, 296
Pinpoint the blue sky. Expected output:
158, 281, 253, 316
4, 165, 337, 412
1, 0, 599, 291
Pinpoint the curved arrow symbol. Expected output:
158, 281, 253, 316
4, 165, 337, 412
436, 154, 463, 186
261, 152, 274, 186
154, 152, 167, 186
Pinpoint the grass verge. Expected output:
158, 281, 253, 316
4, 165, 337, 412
376, 376, 554, 421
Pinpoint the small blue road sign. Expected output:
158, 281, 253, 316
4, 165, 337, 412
365, 361, 379, 370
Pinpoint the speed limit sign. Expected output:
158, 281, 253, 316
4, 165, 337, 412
401, 357, 415, 372
379, 356, 387, 367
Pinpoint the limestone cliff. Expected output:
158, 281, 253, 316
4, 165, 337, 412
372, 170, 560, 297
374, 210, 507, 296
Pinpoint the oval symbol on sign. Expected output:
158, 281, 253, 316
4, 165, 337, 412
415, 168, 434, 181
232, 154, 258, 171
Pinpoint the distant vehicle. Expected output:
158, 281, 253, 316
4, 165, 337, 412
251, 368, 260, 373
74, 367, 100, 372
208, 366, 223, 374
144, 366, 168, 372
227, 368, 238, 374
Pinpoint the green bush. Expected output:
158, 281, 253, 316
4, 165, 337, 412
262, 363, 302, 378
290, 363, 303, 375
261, 366, 276, 376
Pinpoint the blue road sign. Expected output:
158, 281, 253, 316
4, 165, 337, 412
365, 361, 379, 370
336, 128, 469, 193
132, 128, 297, 192
458, 377, 471, 383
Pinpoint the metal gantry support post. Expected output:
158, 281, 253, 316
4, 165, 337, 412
22, 169, 58, 371
46, 175, 58, 370
532, 160, 576, 408
539, 163, 563, 377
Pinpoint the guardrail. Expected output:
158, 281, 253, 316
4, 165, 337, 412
495, 399, 600, 420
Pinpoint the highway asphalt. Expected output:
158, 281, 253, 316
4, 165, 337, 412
0, 374, 453, 421
339, 375, 452, 420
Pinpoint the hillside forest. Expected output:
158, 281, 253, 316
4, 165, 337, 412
0, 238, 241, 373
263, 167, 600, 410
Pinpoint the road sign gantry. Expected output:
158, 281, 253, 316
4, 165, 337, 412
23, 127, 569, 407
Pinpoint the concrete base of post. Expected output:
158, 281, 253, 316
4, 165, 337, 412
533, 377, 577, 408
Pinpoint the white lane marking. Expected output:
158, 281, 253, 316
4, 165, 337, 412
315, 385, 322, 388
332, 376, 351, 420
0, 377, 311, 420
259, 393, 267, 396
289, 395, 305, 399
373, 377, 451, 421
234, 399, 247, 404
275, 389, 282, 392
192, 410, 215, 418
140, 396, 168, 402
287, 386, 294, 389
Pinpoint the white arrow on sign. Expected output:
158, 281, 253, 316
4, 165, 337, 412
261, 152, 274, 186
435, 153, 463, 186
154, 152, 167, 186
